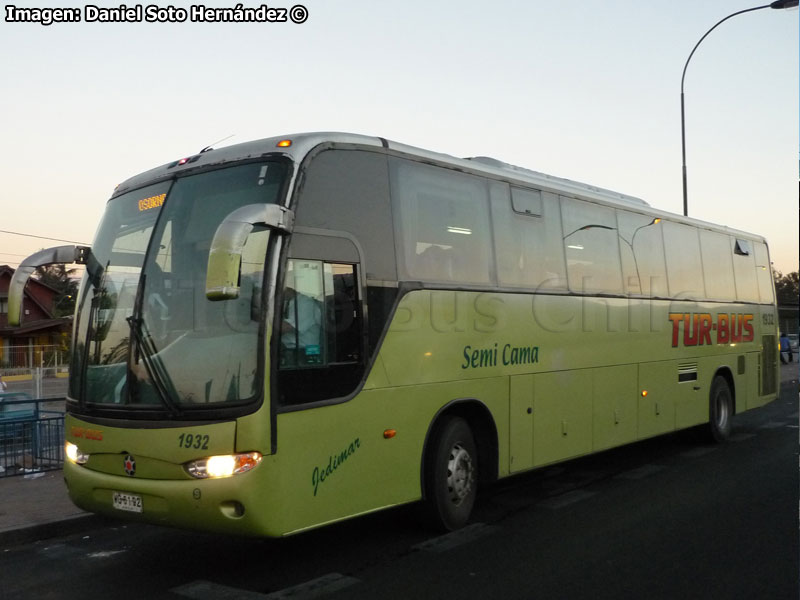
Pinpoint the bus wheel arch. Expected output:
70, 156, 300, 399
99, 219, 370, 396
707, 368, 735, 443
420, 399, 498, 531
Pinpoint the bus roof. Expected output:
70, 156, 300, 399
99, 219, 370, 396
112, 131, 767, 244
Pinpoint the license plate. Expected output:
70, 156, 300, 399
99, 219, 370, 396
112, 491, 143, 513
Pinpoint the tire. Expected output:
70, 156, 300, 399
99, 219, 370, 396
423, 416, 478, 532
707, 375, 733, 443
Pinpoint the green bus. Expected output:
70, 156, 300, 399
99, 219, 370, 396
9, 133, 779, 536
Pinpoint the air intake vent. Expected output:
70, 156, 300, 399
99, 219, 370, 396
761, 335, 777, 395
678, 362, 698, 383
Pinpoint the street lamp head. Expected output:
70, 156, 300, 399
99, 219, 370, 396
681, 1, 797, 217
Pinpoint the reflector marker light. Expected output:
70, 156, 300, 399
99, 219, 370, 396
383, 429, 397, 439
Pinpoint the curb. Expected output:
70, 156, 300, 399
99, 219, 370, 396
1, 374, 33, 382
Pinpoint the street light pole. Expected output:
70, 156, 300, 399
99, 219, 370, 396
680, 0, 798, 217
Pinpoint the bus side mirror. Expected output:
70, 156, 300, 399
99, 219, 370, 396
206, 204, 293, 301
8, 245, 89, 326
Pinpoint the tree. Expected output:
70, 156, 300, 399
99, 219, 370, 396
33, 263, 79, 317
773, 270, 799, 307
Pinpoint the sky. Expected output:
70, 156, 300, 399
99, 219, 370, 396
1, 0, 797, 276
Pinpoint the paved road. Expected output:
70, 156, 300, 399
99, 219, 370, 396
1, 377, 796, 600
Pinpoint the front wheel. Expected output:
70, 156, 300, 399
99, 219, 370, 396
707, 375, 733, 442
423, 416, 478, 532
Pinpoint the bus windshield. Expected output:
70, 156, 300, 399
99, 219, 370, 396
69, 161, 288, 415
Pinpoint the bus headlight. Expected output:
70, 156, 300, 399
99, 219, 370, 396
65, 442, 89, 465
185, 452, 262, 479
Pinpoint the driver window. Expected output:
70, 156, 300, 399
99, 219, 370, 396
277, 258, 364, 405
280, 260, 326, 367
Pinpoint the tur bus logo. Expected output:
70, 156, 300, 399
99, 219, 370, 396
668, 312, 754, 348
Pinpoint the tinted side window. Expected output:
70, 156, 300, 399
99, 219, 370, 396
662, 221, 705, 299
754, 242, 774, 304
700, 230, 736, 301
390, 158, 493, 285
293, 148, 397, 365
732, 237, 759, 303
616, 210, 667, 297
561, 198, 623, 294
492, 183, 567, 290
294, 149, 396, 282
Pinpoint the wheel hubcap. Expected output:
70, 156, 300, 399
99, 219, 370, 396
715, 391, 729, 430
446, 443, 474, 506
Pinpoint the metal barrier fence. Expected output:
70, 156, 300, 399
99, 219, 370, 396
1, 345, 69, 369
0, 394, 65, 477
0, 368, 69, 400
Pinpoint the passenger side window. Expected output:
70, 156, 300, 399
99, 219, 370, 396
616, 210, 667, 296
700, 230, 736, 301
732, 238, 759, 303
492, 184, 567, 290
662, 221, 705, 299
754, 242, 774, 304
561, 198, 623, 294
390, 159, 493, 285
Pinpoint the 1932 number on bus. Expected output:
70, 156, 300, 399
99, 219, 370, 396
178, 433, 209, 450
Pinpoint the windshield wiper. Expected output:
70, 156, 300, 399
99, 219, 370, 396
127, 272, 181, 416
127, 270, 181, 417
127, 314, 182, 417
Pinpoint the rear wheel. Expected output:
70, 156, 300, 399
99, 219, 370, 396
423, 416, 478, 532
707, 375, 733, 442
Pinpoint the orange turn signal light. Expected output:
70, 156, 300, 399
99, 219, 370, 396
277, 139, 292, 148
641, 390, 648, 397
